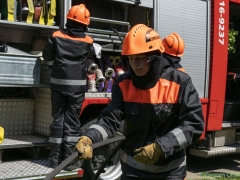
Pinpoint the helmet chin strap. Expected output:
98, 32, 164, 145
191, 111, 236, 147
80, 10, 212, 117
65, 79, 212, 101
130, 55, 168, 90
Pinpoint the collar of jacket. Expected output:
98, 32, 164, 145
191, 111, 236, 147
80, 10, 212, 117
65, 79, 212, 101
163, 53, 182, 69
129, 55, 170, 90
60, 28, 86, 38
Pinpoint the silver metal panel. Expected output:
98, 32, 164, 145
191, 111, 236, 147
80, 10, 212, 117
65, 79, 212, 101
190, 144, 240, 158
0, 99, 35, 136
64, 0, 72, 28
214, 129, 236, 146
8, 46, 35, 55
35, 88, 53, 136
0, 99, 34, 136
0, 53, 40, 85
0, 134, 48, 149
222, 122, 240, 128
0, 15, 60, 43
0, 159, 82, 179
154, 0, 210, 98
140, 0, 153, 8
0, 20, 59, 30
0, 26, 37, 44
40, 64, 52, 84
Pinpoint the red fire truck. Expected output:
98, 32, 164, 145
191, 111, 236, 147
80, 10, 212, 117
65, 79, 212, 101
0, 0, 240, 179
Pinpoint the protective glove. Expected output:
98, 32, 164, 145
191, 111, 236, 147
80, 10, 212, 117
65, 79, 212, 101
75, 136, 93, 159
133, 142, 164, 165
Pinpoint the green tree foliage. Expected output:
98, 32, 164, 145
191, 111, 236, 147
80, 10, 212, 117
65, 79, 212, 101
228, 29, 239, 54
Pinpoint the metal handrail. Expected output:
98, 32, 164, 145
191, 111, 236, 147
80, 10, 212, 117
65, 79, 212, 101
88, 28, 127, 36
125, 0, 141, 4
90, 17, 130, 27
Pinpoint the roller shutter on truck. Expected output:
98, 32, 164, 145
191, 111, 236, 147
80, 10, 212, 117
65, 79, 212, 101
154, 0, 211, 98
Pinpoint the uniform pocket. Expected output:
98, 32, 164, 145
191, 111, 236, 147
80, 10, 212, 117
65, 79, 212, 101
124, 103, 140, 116
153, 103, 177, 123
124, 103, 142, 131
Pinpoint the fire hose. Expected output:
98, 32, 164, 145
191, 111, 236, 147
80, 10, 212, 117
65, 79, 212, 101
44, 135, 126, 180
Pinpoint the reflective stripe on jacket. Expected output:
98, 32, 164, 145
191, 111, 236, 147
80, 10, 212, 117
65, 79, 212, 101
83, 67, 204, 179
43, 29, 93, 93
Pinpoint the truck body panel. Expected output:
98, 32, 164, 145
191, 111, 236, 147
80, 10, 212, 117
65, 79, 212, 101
0, 0, 240, 178
208, 0, 229, 131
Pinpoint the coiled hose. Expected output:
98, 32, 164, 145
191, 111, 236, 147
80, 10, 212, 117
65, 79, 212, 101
44, 135, 126, 180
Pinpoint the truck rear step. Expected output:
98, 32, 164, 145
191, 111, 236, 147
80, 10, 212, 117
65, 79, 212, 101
0, 134, 84, 179
0, 134, 48, 149
0, 159, 84, 179
0, 134, 49, 162
189, 144, 240, 158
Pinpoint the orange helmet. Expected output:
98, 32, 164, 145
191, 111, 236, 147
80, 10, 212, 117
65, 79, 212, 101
162, 32, 185, 57
121, 24, 164, 56
67, 4, 90, 25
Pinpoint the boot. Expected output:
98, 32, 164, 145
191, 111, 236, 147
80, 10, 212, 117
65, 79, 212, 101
49, 143, 64, 168
64, 160, 83, 171
63, 144, 83, 171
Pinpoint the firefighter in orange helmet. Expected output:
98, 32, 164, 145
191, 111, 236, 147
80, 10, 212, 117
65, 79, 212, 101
162, 32, 186, 72
75, 24, 204, 179
43, 4, 93, 171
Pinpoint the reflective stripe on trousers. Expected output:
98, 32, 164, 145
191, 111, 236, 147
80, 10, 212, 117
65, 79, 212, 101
49, 137, 63, 144
51, 77, 86, 86
49, 90, 84, 161
121, 151, 186, 173
49, 136, 79, 143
